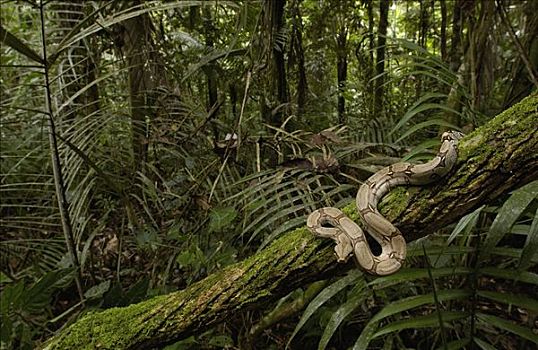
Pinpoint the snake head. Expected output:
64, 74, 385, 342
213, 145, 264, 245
442, 131, 465, 142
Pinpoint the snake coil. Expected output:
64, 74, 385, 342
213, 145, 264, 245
307, 131, 464, 275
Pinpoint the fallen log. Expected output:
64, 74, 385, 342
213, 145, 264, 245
44, 93, 538, 349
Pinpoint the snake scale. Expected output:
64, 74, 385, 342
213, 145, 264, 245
307, 131, 464, 276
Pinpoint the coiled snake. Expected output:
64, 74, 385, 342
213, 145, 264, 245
307, 131, 464, 276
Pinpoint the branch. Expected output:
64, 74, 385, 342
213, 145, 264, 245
44, 94, 538, 350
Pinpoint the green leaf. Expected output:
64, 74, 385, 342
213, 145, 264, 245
125, 278, 149, 304
483, 181, 538, 254
354, 290, 470, 349
394, 118, 460, 143
56, 134, 124, 195
479, 267, 538, 285
352, 319, 379, 350
0, 24, 43, 64
207, 335, 234, 347
390, 93, 446, 134
436, 338, 470, 350
448, 205, 484, 244
519, 207, 538, 271
371, 290, 470, 324
473, 337, 498, 350
209, 206, 237, 233
367, 267, 472, 289
477, 291, 538, 312
403, 139, 441, 161
53, 1, 240, 61
0, 272, 12, 283
0, 312, 13, 348
372, 311, 468, 338
21, 269, 74, 312
84, 281, 111, 300
0, 281, 25, 312
287, 270, 362, 348
318, 279, 369, 350
135, 228, 161, 248
476, 312, 538, 344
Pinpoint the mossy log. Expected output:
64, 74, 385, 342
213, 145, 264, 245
44, 94, 538, 349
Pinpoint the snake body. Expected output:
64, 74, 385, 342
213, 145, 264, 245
307, 131, 464, 276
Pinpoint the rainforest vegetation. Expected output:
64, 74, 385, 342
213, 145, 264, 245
1, 0, 537, 349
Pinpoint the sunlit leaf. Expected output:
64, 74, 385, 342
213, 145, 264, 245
483, 181, 538, 254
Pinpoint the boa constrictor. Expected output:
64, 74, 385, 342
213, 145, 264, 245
307, 131, 464, 276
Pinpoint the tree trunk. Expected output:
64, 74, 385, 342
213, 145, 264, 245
365, 0, 375, 115
203, 7, 219, 116
440, 0, 447, 62
469, 0, 494, 112
264, 0, 289, 128
448, 0, 465, 73
443, 0, 471, 130
290, 0, 308, 116
416, 0, 429, 98
502, 0, 538, 108
122, 4, 154, 173
43, 94, 538, 350
373, 0, 390, 118
336, 26, 347, 124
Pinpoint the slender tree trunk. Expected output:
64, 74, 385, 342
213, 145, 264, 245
443, 0, 470, 130
373, 0, 390, 117
440, 0, 447, 61
39, 2, 85, 303
469, 0, 494, 111
44, 94, 538, 350
419, 0, 428, 48
336, 26, 347, 124
203, 7, 219, 115
366, 0, 375, 114
416, 0, 429, 98
290, 0, 308, 116
448, 0, 465, 73
269, 0, 289, 127
258, 0, 289, 128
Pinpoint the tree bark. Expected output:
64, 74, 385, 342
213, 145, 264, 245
203, 6, 219, 116
336, 25, 347, 124
44, 94, 538, 350
443, 0, 473, 130
440, 0, 447, 61
264, 0, 289, 127
365, 0, 375, 114
289, 0, 308, 116
469, 0, 494, 112
122, 4, 154, 173
373, 0, 390, 118
502, 0, 538, 108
